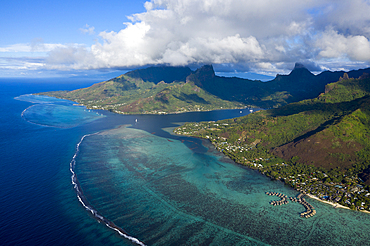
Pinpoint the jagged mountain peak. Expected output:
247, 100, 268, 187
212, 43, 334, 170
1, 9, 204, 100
293, 62, 307, 70
186, 65, 215, 87
288, 63, 314, 78
195, 64, 215, 76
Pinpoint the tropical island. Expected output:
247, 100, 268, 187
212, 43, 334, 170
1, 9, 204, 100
39, 63, 370, 212
37, 63, 370, 114
175, 70, 370, 212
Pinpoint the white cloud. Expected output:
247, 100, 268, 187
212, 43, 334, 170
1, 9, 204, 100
80, 24, 95, 35
317, 28, 370, 62
161, 35, 264, 65
0, 42, 91, 72
0, 42, 66, 53
46, 0, 318, 71
0, 44, 33, 53
46, 45, 94, 69
314, 0, 370, 38
0, 57, 45, 71
5, 0, 370, 75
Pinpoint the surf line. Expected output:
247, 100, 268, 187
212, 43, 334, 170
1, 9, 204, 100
20, 104, 57, 128
20, 104, 78, 129
70, 133, 146, 246
21, 105, 32, 118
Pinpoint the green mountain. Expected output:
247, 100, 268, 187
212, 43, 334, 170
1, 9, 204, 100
39, 64, 370, 114
176, 73, 370, 210
40, 67, 244, 114
178, 72, 370, 176
182, 63, 370, 108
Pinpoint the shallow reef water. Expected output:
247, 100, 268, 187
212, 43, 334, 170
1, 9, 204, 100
75, 126, 370, 246
16, 94, 104, 128
4, 88, 370, 246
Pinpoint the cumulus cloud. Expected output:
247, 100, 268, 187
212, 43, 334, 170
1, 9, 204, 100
317, 28, 370, 61
38, 0, 370, 73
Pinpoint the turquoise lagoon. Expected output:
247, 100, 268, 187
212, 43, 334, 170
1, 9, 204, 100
75, 126, 370, 246
6, 88, 370, 246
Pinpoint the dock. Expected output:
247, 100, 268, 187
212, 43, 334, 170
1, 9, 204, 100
266, 192, 289, 206
266, 192, 316, 218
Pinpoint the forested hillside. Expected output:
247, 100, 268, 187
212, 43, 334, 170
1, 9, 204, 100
176, 74, 370, 210
38, 64, 370, 114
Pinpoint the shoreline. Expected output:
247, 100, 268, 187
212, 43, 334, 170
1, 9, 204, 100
304, 193, 349, 210
207, 139, 370, 215
35, 92, 370, 216
304, 193, 370, 214
108, 105, 252, 115
176, 132, 370, 216
35, 93, 253, 115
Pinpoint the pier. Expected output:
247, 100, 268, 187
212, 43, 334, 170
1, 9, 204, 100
266, 192, 289, 206
290, 195, 316, 218
266, 192, 316, 218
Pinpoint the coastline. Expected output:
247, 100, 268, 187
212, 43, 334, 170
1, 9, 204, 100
105, 105, 250, 115
175, 129, 370, 215
35, 92, 252, 115
304, 193, 370, 214
35, 92, 370, 216
304, 193, 349, 210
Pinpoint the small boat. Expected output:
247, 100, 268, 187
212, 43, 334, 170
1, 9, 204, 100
135, 119, 138, 123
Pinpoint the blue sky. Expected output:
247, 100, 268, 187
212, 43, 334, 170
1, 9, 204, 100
1, 0, 370, 79
0, 1, 146, 45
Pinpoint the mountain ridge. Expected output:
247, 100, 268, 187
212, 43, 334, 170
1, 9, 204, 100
38, 63, 370, 114
124, 66, 193, 84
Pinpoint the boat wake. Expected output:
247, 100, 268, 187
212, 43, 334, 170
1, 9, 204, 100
70, 133, 146, 246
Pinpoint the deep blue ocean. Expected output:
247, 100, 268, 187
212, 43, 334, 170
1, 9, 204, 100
2, 78, 370, 246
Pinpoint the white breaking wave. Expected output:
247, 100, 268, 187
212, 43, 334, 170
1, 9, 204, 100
20, 104, 58, 128
70, 133, 147, 246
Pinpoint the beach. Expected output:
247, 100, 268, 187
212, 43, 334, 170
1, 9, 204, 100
303, 193, 370, 215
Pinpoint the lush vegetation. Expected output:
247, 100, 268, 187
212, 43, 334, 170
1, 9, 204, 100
39, 63, 370, 211
175, 74, 370, 211
38, 73, 244, 114
38, 64, 370, 210
38, 64, 370, 114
